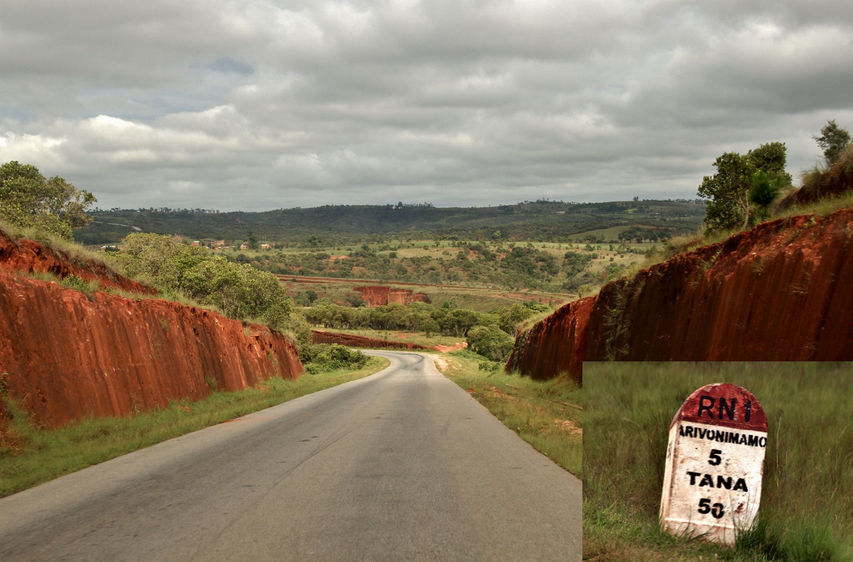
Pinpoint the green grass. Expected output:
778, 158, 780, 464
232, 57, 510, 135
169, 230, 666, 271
583, 362, 853, 561
437, 350, 582, 477
776, 190, 853, 221
0, 357, 389, 497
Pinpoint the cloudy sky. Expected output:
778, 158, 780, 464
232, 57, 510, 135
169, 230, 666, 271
1, 0, 852, 211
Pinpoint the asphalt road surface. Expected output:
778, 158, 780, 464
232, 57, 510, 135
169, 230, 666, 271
0, 351, 581, 561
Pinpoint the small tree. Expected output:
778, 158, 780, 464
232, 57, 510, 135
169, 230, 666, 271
815, 120, 851, 166
748, 170, 783, 223
0, 161, 96, 239
698, 142, 791, 231
698, 152, 753, 232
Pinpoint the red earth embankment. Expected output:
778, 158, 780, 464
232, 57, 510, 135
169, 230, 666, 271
507, 208, 853, 383
312, 330, 429, 350
0, 229, 153, 295
354, 286, 431, 307
0, 235, 303, 431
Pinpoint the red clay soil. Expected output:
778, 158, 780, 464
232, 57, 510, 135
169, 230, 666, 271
507, 208, 853, 383
354, 286, 431, 307
0, 238, 303, 433
0, 230, 154, 295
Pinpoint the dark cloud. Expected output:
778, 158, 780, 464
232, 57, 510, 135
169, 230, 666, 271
1, 1, 852, 210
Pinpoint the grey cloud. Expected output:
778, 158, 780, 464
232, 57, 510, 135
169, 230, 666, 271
0, 0, 852, 211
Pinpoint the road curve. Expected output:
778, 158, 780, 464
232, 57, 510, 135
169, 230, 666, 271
0, 351, 581, 561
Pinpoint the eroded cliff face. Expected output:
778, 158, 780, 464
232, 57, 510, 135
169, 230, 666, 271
354, 286, 431, 307
507, 208, 853, 382
0, 236, 303, 430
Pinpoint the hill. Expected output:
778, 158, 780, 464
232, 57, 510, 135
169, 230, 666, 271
75, 200, 705, 245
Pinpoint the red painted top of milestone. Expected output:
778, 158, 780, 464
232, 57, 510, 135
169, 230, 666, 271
671, 382, 768, 432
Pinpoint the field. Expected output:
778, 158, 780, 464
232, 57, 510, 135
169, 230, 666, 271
583, 362, 852, 561
235, 238, 654, 310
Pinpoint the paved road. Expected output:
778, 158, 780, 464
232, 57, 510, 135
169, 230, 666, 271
0, 351, 581, 561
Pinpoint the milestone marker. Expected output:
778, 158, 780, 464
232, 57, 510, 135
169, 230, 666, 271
659, 383, 768, 545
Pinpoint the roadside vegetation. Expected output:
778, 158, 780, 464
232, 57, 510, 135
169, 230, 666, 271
583, 362, 852, 561
0, 355, 388, 497
436, 350, 582, 478
106, 233, 310, 345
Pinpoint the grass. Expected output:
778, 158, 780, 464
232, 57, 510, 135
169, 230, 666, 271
776, 190, 853, 221
436, 350, 582, 477
0, 357, 389, 497
0, 220, 106, 269
583, 362, 852, 561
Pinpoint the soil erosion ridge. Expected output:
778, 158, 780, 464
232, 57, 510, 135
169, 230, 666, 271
507, 208, 853, 382
0, 232, 303, 433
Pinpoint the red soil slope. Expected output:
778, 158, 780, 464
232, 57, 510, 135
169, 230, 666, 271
0, 236, 303, 431
0, 230, 153, 295
507, 208, 853, 382
312, 330, 429, 350
354, 285, 431, 307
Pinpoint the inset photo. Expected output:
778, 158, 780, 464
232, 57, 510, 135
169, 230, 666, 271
583, 362, 852, 561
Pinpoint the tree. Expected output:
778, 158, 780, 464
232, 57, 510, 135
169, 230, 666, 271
748, 170, 784, 223
0, 161, 96, 239
246, 230, 259, 250
814, 120, 851, 166
698, 152, 753, 232
747, 142, 792, 186
466, 325, 514, 362
697, 142, 791, 231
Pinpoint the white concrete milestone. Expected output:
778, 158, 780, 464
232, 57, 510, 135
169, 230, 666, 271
660, 382, 768, 545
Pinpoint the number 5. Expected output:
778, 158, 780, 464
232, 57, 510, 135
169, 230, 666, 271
708, 448, 722, 466
698, 498, 711, 514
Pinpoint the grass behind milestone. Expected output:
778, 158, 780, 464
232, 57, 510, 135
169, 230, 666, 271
583, 362, 852, 561
0, 357, 388, 497
438, 350, 582, 478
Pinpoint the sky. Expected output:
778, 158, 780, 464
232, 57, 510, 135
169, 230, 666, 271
1, 0, 852, 211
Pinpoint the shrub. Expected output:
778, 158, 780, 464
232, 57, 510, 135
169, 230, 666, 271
111, 233, 294, 333
302, 344, 368, 373
466, 325, 514, 362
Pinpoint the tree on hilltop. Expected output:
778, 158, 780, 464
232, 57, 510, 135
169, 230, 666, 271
814, 120, 851, 166
0, 161, 96, 240
698, 142, 791, 232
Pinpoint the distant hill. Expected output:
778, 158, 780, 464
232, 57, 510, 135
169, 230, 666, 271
75, 200, 706, 245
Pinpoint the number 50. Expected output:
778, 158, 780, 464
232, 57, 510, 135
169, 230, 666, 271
698, 498, 725, 519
